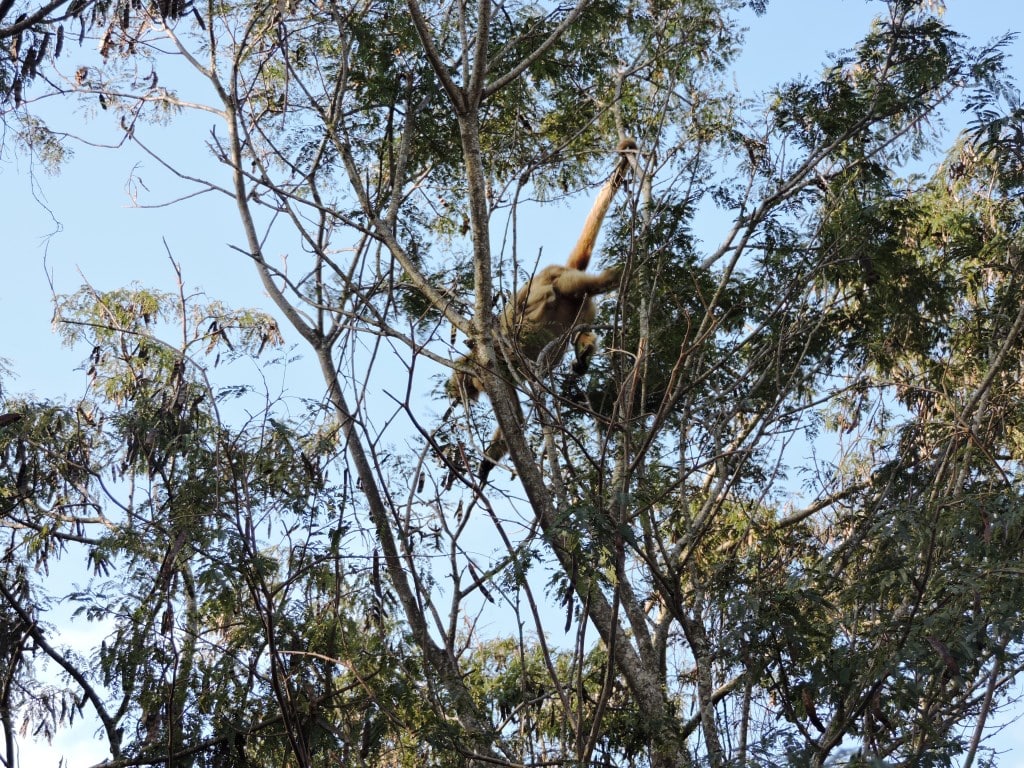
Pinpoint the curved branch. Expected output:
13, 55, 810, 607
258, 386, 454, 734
406, 0, 466, 114
483, 0, 593, 98
0, 0, 71, 37
0, 579, 121, 759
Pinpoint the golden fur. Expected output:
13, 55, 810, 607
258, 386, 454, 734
449, 139, 637, 477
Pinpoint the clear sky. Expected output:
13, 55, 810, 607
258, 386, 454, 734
3, 1, 1024, 765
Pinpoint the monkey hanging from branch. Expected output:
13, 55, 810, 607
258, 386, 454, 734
448, 138, 638, 480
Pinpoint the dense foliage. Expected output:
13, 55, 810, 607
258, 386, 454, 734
2, 0, 1024, 766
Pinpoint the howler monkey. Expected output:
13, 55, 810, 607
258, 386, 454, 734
449, 138, 637, 479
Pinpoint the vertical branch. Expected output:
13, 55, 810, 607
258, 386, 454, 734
679, 605, 725, 768
466, 0, 490, 103
962, 639, 1009, 768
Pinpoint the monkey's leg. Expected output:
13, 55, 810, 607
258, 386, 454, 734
478, 426, 507, 481
478, 384, 528, 481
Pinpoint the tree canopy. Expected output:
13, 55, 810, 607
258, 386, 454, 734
2, 0, 1024, 766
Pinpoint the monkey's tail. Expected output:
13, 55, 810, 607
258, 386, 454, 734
564, 138, 638, 272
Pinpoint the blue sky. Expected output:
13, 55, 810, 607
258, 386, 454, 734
4, 0, 1024, 765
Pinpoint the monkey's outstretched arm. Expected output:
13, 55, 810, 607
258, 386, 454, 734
552, 265, 622, 298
